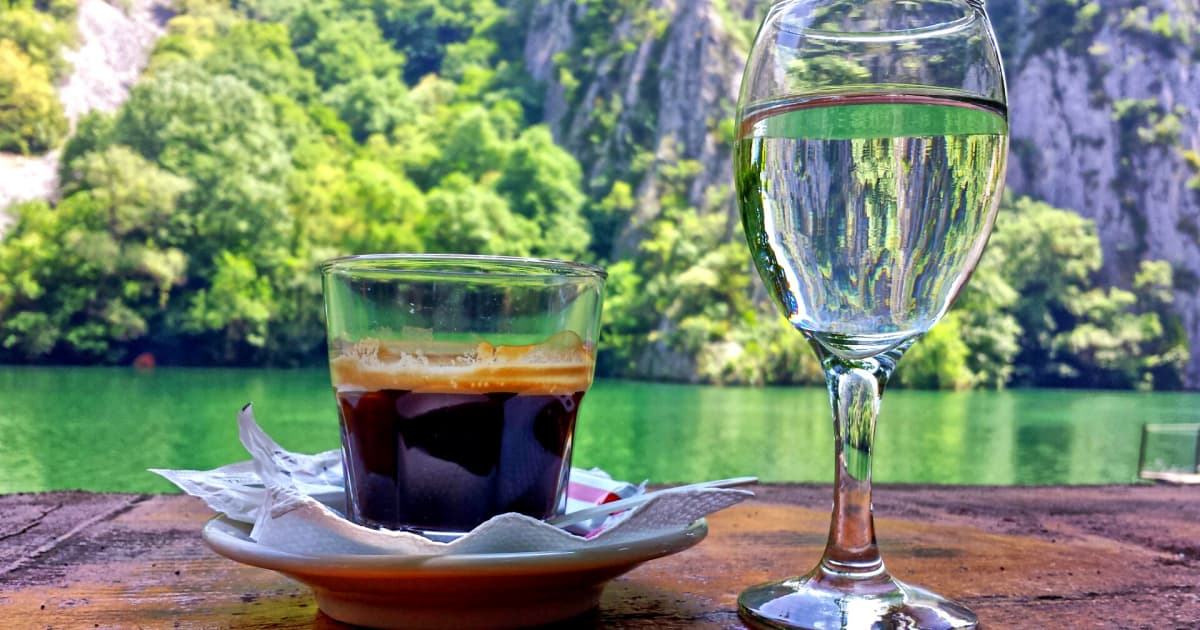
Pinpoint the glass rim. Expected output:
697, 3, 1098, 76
320, 253, 607, 280
773, 0, 983, 41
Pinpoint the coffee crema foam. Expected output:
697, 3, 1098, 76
330, 330, 593, 394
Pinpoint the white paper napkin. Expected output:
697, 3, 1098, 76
152, 405, 753, 557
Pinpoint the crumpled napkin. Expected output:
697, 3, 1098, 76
152, 405, 752, 557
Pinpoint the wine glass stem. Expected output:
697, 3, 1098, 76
812, 340, 905, 579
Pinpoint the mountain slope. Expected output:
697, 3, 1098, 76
523, 0, 1200, 386
999, 0, 1200, 385
0, 0, 1192, 388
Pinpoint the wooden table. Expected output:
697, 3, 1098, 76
2, 485, 1197, 629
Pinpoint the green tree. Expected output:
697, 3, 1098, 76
334, 158, 427, 253
986, 196, 1185, 389
843, 194, 1185, 391
0, 6, 75, 79
322, 73, 417, 142
182, 251, 274, 361
0, 40, 67, 154
424, 104, 512, 184
202, 21, 319, 101
148, 14, 221, 69
4, 0, 1187, 391
953, 233, 1022, 389
100, 65, 303, 360
291, 11, 405, 90
0, 147, 191, 362
1131, 260, 1189, 389
586, 180, 636, 261
344, 0, 502, 83
145, 0, 249, 71
112, 65, 293, 270
894, 313, 974, 390
62, 145, 195, 248
495, 126, 591, 259
419, 173, 538, 256
989, 195, 1100, 384
59, 112, 117, 182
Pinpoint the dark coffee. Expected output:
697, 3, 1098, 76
336, 389, 584, 532
329, 333, 593, 532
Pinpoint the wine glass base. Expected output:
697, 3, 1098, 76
738, 567, 977, 630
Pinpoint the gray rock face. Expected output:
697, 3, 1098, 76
1004, 0, 1200, 385
524, 0, 581, 126
526, 0, 747, 377
526, 0, 1200, 387
59, 0, 173, 125
0, 153, 59, 231
529, 0, 742, 256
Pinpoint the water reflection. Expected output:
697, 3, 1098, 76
0, 368, 1195, 492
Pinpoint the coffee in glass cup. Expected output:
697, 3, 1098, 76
321, 255, 606, 535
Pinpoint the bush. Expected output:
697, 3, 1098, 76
0, 7, 75, 79
0, 40, 67, 154
894, 313, 975, 390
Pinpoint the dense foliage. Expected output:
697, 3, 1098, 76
3, 0, 591, 365
0, 0, 1189, 391
0, 0, 74, 154
895, 196, 1188, 391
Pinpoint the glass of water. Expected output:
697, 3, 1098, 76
734, 0, 1008, 627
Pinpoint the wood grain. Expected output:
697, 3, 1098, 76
1, 485, 1197, 629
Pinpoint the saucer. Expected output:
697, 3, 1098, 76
202, 515, 707, 629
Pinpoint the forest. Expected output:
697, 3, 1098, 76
0, 0, 1189, 390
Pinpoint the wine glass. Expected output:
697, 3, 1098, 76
734, 0, 1007, 628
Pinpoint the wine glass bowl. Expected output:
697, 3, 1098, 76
734, 0, 1007, 628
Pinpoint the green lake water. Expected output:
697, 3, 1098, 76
0, 367, 1196, 493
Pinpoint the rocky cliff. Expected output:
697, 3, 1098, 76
525, 0, 750, 253
999, 0, 1200, 386
523, 0, 1200, 387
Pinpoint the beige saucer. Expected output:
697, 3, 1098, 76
202, 515, 707, 629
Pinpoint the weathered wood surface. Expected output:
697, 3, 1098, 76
1, 485, 1197, 629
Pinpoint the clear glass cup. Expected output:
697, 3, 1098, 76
1138, 423, 1200, 483
321, 254, 606, 537
734, 0, 1008, 627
